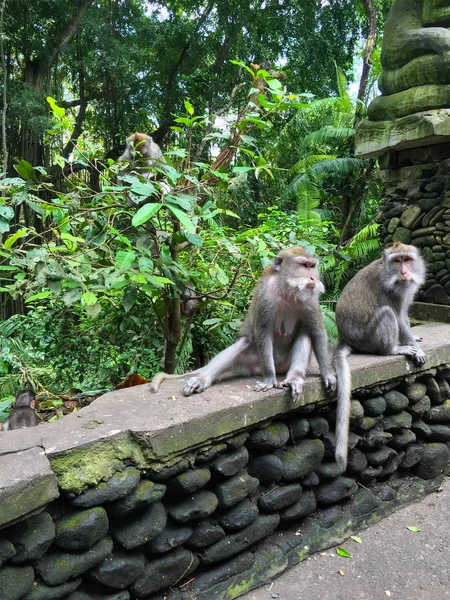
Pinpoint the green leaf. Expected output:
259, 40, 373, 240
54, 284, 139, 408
123, 287, 137, 312
184, 232, 202, 247
407, 526, 421, 532
350, 536, 362, 544
0, 205, 14, 220
202, 318, 222, 326
184, 98, 194, 115
14, 160, 37, 182
63, 288, 82, 306
115, 250, 136, 269
336, 547, 352, 558
132, 203, 162, 226
165, 204, 195, 232
47, 96, 65, 119
25, 291, 52, 303
82, 291, 98, 305
3, 229, 28, 249
0, 218, 10, 234
86, 302, 102, 317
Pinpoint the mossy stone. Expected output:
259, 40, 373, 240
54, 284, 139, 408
35, 537, 113, 586
289, 417, 310, 441
424, 399, 450, 423
55, 507, 108, 551
246, 422, 290, 450
315, 477, 358, 505
247, 454, 283, 483
363, 396, 387, 417
390, 429, 416, 448
384, 391, 409, 414
90, 551, 145, 589
215, 472, 259, 508
169, 468, 211, 494
218, 498, 259, 531
186, 520, 225, 549
0, 538, 15, 566
258, 484, 303, 512
316, 462, 342, 479
428, 424, 450, 442
22, 577, 81, 600
211, 446, 249, 477
309, 417, 329, 438
200, 514, 280, 564
361, 428, 393, 448
405, 383, 427, 403
280, 489, 316, 522
0, 565, 34, 600
168, 491, 218, 521
145, 524, 193, 554
400, 444, 424, 469
408, 395, 431, 418
108, 480, 166, 518
8, 512, 55, 564
114, 502, 166, 549
132, 548, 199, 597
366, 446, 397, 466
275, 439, 325, 481
383, 411, 412, 431
71, 468, 140, 508
415, 443, 450, 479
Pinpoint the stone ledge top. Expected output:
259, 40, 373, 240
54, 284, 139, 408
0, 323, 448, 468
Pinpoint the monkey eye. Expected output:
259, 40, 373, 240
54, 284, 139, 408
403, 256, 412, 262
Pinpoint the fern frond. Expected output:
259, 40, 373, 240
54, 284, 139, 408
301, 126, 355, 149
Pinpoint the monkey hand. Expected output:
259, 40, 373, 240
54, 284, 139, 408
254, 378, 283, 393
280, 376, 304, 403
414, 335, 423, 342
184, 375, 210, 396
323, 373, 337, 392
412, 346, 426, 366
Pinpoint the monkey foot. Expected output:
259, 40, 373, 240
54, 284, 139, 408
395, 345, 426, 366
253, 380, 282, 393
183, 376, 209, 396
324, 373, 337, 392
281, 377, 304, 403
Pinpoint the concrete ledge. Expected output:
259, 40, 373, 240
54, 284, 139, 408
0, 447, 59, 527
0, 323, 449, 494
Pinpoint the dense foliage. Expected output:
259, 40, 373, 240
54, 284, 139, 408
0, 0, 392, 413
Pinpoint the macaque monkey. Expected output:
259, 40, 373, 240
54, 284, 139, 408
332, 242, 426, 471
118, 133, 167, 180
150, 246, 336, 400
2, 390, 39, 431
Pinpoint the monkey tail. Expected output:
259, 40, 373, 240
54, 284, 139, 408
149, 370, 199, 393
332, 341, 353, 473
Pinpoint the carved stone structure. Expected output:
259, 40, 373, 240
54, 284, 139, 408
356, 0, 450, 305
0, 323, 449, 599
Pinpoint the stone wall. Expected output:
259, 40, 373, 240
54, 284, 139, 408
377, 144, 450, 305
1, 323, 450, 600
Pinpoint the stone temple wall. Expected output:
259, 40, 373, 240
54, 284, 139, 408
0, 324, 450, 600
377, 144, 450, 305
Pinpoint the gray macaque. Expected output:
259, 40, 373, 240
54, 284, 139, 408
2, 390, 39, 431
332, 242, 426, 471
118, 132, 167, 180
150, 246, 336, 400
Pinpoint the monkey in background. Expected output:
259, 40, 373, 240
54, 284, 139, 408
332, 242, 426, 471
2, 390, 39, 431
118, 133, 167, 180
151, 246, 336, 400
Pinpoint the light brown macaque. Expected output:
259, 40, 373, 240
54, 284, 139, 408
332, 242, 426, 472
118, 132, 167, 179
2, 390, 39, 431
150, 246, 336, 400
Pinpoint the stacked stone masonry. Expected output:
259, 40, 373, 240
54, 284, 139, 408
379, 144, 450, 305
1, 364, 450, 600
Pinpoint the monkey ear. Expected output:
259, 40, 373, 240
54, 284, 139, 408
273, 256, 283, 271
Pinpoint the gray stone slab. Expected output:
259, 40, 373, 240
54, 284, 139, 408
0, 323, 449, 494
0, 447, 59, 527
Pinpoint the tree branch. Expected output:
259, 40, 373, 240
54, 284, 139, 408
356, 0, 377, 109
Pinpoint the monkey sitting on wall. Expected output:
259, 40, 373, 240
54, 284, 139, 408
332, 242, 426, 471
2, 390, 39, 431
118, 133, 167, 181
150, 246, 336, 401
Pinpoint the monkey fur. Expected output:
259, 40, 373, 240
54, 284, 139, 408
2, 389, 39, 431
150, 246, 336, 400
332, 242, 426, 471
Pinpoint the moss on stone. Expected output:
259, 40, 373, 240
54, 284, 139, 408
50, 434, 148, 494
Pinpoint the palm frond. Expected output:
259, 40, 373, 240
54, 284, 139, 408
301, 126, 355, 149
